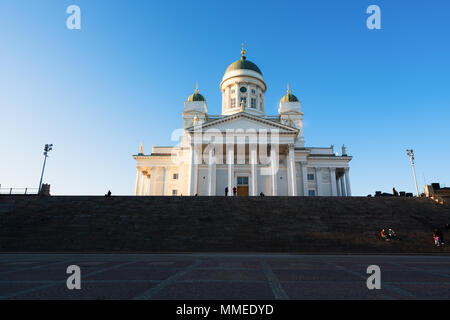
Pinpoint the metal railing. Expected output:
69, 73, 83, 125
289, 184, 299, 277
0, 188, 39, 195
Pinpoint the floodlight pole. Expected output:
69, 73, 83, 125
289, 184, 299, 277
406, 149, 420, 197
38, 144, 53, 194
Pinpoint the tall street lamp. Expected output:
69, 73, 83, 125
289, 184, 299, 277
39, 144, 53, 194
406, 149, 420, 197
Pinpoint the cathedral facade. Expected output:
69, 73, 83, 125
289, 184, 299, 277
133, 47, 352, 197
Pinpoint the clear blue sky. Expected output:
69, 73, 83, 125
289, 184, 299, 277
1, 0, 449, 195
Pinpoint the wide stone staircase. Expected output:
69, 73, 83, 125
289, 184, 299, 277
0, 196, 449, 253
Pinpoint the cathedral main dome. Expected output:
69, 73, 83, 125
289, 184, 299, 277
224, 45, 262, 76
225, 57, 262, 75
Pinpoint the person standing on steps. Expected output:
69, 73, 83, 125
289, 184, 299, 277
225, 187, 228, 196
393, 187, 399, 197
434, 229, 444, 246
232, 187, 237, 196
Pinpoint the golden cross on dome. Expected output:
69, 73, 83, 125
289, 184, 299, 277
241, 43, 246, 58
195, 82, 199, 93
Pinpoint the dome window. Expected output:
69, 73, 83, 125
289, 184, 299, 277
240, 86, 247, 93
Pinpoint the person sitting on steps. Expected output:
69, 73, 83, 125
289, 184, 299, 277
388, 228, 397, 240
380, 229, 388, 241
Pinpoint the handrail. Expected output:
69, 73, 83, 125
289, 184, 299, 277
0, 188, 39, 195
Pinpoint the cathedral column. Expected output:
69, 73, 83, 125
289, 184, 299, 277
302, 163, 308, 196
149, 167, 157, 196
146, 173, 151, 196
340, 174, 346, 197
336, 176, 342, 196
160, 167, 167, 196
345, 168, 352, 196
256, 88, 261, 111
234, 83, 239, 109
227, 144, 234, 196
208, 145, 216, 196
288, 144, 297, 196
135, 167, 142, 196
246, 82, 250, 109
250, 144, 258, 196
141, 171, 147, 196
270, 145, 278, 196
330, 168, 338, 196
188, 144, 196, 196
316, 168, 322, 196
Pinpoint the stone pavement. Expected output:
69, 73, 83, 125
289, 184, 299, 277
0, 254, 448, 300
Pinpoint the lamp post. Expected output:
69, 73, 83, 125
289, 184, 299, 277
38, 144, 53, 194
406, 149, 420, 197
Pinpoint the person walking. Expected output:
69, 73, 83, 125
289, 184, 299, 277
232, 187, 237, 196
225, 187, 228, 196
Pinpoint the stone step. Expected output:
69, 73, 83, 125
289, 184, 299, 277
0, 196, 449, 253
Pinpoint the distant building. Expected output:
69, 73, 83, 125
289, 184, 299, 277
425, 183, 450, 204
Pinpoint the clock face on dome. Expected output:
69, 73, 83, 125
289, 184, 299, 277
240, 87, 247, 93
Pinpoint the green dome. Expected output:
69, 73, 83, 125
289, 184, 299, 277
187, 91, 206, 102
281, 93, 299, 102
225, 56, 262, 75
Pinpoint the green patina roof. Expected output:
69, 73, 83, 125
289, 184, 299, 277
187, 92, 206, 102
225, 57, 262, 75
281, 93, 299, 102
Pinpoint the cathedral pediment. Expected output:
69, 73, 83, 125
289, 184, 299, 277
186, 112, 298, 134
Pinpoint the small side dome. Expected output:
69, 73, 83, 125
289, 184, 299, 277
280, 85, 299, 102
187, 84, 206, 102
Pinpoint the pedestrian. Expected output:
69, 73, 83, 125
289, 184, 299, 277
225, 187, 228, 196
260, 192, 265, 197
393, 188, 399, 197
105, 190, 111, 197
433, 229, 444, 246
232, 187, 237, 196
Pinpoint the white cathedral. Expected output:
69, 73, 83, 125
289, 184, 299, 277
133, 47, 352, 197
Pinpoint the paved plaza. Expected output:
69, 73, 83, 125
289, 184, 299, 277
0, 253, 448, 300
